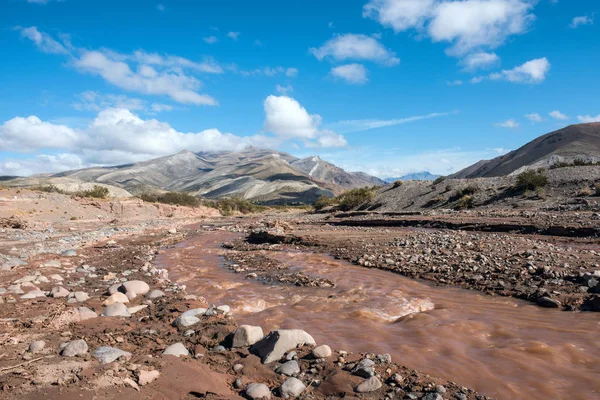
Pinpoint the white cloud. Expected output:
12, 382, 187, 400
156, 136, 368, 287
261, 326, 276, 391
446, 80, 463, 86
461, 52, 500, 70
234, 66, 298, 78
495, 119, 519, 128
570, 15, 593, 28
263, 95, 347, 147
17, 27, 222, 105
16, 26, 69, 54
151, 103, 174, 112
25, 0, 50, 3
285, 68, 299, 77
470, 76, 484, 84
364, 0, 535, 57
203, 36, 219, 44
577, 114, 600, 123
0, 116, 78, 152
72, 91, 147, 112
227, 32, 240, 40
330, 64, 368, 84
488, 57, 550, 83
549, 110, 568, 120
276, 84, 293, 95
156, 4, 165, 11
328, 111, 457, 133
525, 113, 543, 122
309, 34, 400, 66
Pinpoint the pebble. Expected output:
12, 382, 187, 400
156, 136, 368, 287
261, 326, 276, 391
423, 394, 443, 400
245, 383, 271, 399
280, 377, 306, 398
232, 325, 264, 347
537, 296, 561, 308
61, 250, 77, 257
29, 340, 46, 353
51, 286, 69, 298
103, 292, 130, 305
71, 291, 90, 302
173, 315, 200, 328
355, 376, 382, 393
352, 358, 376, 378
276, 360, 300, 376
162, 342, 189, 357
138, 369, 160, 386
101, 302, 131, 317
60, 339, 88, 357
93, 346, 132, 364
312, 344, 332, 358
233, 363, 244, 372
146, 289, 165, 299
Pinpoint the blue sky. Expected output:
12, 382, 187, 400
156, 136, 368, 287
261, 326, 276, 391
1, 0, 599, 178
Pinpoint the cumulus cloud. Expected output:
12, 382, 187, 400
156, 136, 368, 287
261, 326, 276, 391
364, 0, 535, 57
525, 113, 542, 122
203, 36, 219, 44
330, 64, 368, 84
309, 34, 400, 66
570, 15, 593, 28
549, 110, 569, 120
227, 32, 240, 40
0, 116, 78, 152
577, 114, 600, 123
475, 57, 550, 84
461, 52, 500, 70
495, 119, 519, 128
263, 95, 347, 147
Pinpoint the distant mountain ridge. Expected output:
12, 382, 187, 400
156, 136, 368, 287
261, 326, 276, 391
384, 172, 440, 182
452, 123, 600, 178
44, 149, 384, 204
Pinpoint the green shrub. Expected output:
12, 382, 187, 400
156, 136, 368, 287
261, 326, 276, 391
140, 191, 200, 207
433, 176, 446, 186
203, 198, 266, 216
392, 180, 403, 188
314, 195, 336, 211
578, 186, 593, 197
516, 170, 548, 192
74, 185, 109, 199
454, 195, 473, 210
31, 185, 66, 194
424, 195, 445, 207
337, 186, 378, 211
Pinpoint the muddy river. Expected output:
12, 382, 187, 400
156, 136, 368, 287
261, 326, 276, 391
157, 230, 600, 400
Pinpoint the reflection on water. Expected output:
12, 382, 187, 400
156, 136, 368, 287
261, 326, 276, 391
157, 231, 600, 400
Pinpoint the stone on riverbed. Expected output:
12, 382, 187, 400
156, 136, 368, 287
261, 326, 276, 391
276, 360, 300, 376
60, 339, 88, 357
174, 315, 201, 328
101, 302, 131, 317
162, 343, 189, 357
245, 383, 271, 399
280, 377, 306, 398
51, 286, 69, 298
352, 358, 375, 378
103, 292, 129, 305
21, 290, 46, 299
232, 325, 264, 348
537, 296, 561, 308
146, 289, 165, 299
29, 340, 46, 353
94, 346, 132, 364
355, 376, 382, 393
250, 329, 316, 364
312, 344, 332, 358
138, 369, 160, 386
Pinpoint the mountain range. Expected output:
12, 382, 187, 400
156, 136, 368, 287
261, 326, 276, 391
452, 122, 600, 178
37, 149, 384, 204
383, 172, 441, 182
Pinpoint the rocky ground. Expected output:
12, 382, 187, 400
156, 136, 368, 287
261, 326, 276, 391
0, 189, 492, 400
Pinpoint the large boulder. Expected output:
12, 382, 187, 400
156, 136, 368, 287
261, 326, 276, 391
355, 376, 382, 393
232, 325, 264, 348
162, 342, 189, 357
101, 302, 131, 317
250, 329, 316, 364
93, 346, 132, 364
103, 292, 129, 305
108, 280, 150, 300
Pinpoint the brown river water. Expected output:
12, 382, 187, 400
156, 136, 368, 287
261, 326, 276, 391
156, 230, 600, 400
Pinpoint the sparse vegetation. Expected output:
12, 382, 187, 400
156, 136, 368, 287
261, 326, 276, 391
596, 183, 600, 197
535, 187, 547, 200
140, 192, 200, 207
433, 176, 446, 186
32, 184, 109, 199
337, 186, 378, 211
577, 186, 593, 197
515, 170, 548, 192
449, 185, 478, 202
424, 195, 446, 208
392, 180, 403, 188
550, 159, 600, 169
314, 195, 337, 211
454, 195, 474, 210
203, 198, 266, 216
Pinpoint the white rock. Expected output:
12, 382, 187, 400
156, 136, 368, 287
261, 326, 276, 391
21, 290, 46, 299
7, 285, 24, 294
51, 286, 70, 298
103, 292, 130, 305
173, 315, 200, 328
146, 290, 165, 299
60, 339, 88, 357
250, 330, 316, 364
93, 346, 132, 364
72, 291, 90, 302
245, 383, 271, 399
101, 302, 131, 317
76, 307, 98, 321
138, 369, 160, 386
216, 305, 230, 313
50, 274, 63, 281
280, 377, 306, 398
29, 340, 46, 353
162, 342, 189, 357
276, 360, 300, 376
120, 280, 150, 299
127, 305, 148, 314
355, 376, 382, 393
180, 308, 207, 318
312, 344, 332, 358
232, 325, 264, 348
